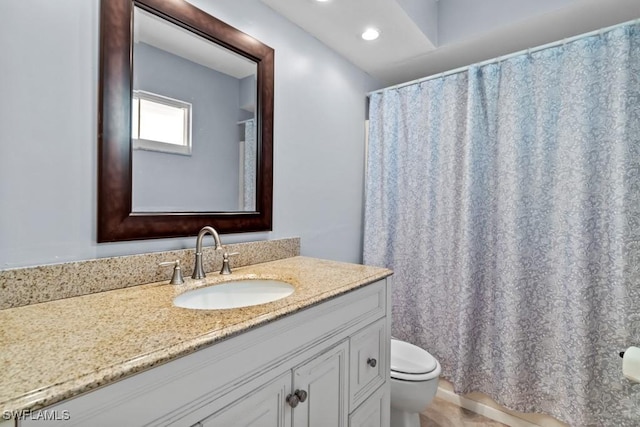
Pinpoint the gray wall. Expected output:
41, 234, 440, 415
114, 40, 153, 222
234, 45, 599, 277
133, 42, 241, 212
239, 75, 256, 114
0, 0, 380, 269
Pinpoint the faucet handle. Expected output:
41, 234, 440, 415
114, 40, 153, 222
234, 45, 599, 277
220, 251, 240, 275
159, 260, 184, 285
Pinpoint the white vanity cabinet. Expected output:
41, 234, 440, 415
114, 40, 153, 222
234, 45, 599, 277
20, 278, 391, 427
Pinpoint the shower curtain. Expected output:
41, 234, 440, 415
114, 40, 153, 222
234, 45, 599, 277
243, 119, 256, 211
364, 23, 640, 426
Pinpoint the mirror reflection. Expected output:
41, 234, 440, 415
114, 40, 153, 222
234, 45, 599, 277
131, 6, 257, 213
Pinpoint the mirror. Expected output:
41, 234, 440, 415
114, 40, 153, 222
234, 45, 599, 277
98, 0, 274, 242
132, 7, 258, 212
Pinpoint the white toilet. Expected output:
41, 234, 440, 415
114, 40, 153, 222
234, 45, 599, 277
390, 339, 441, 427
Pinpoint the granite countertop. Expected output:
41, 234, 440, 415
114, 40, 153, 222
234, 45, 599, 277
0, 256, 392, 413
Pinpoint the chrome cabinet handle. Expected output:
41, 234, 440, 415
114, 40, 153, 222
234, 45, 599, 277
367, 358, 377, 368
286, 393, 300, 408
295, 389, 308, 402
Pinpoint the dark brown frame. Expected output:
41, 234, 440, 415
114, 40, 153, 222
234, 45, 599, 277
98, 0, 274, 242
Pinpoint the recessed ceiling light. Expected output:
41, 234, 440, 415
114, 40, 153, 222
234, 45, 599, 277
362, 28, 380, 41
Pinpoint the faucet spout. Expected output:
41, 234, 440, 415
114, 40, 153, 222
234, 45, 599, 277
192, 226, 223, 279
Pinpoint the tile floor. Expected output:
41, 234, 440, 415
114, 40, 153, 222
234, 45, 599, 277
420, 397, 508, 427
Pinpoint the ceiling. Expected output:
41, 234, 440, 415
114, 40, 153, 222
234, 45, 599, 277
260, 0, 640, 86
135, 7, 255, 79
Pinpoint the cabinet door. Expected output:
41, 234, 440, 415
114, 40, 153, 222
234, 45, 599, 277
200, 372, 292, 427
292, 341, 348, 427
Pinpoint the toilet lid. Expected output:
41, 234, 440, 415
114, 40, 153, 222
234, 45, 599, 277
390, 339, 438, 375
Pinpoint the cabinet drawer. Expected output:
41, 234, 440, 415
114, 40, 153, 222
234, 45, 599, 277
349, 319, 386, 410
348, 385, 390, 427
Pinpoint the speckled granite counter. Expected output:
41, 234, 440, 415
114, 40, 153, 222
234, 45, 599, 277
0, 256, 392, 414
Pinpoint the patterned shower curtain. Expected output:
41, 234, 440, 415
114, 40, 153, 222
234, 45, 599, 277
364, 23, 640, 426
243, 119, 256, 211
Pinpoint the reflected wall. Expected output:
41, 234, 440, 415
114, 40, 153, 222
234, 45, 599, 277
132, 42, 241, 212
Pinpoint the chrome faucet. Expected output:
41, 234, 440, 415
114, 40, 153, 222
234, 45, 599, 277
192, 226, 223, 279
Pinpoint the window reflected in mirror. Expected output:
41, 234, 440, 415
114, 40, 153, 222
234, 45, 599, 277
132, 90, 192, 155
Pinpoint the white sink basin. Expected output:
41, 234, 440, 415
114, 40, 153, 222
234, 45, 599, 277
173, 279, 295, 310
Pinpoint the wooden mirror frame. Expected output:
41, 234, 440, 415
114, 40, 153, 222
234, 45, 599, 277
98, 0, 274, 242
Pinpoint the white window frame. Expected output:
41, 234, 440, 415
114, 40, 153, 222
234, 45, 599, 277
132, 90, 192, 156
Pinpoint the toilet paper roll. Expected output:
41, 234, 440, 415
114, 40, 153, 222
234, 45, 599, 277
622, 346, 640, 383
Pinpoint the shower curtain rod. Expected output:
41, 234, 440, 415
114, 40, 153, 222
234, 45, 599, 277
367, 17, 640, 96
